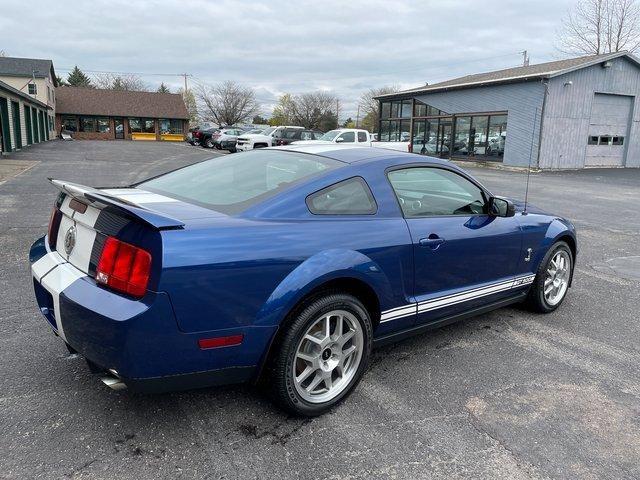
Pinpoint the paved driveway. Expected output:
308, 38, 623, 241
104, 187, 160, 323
1, 141, 639, 479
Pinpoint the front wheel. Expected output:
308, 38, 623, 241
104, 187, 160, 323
271, 293, 372, 416
526, 241, 573, 313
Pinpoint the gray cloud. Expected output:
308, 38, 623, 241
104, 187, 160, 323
0, 0, 574, 119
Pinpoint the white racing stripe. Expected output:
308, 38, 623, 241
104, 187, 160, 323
380, 274, 536, 323
39, 262, 87, 341
101, 189, 180, 205
31, 251, 67, 282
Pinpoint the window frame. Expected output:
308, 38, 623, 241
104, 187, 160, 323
385, 164, 492, 219
306, 176, 378, 216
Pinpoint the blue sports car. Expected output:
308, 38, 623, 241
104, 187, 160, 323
30, 145, 576, 416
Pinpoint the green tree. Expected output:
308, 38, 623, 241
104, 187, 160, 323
359, 85, 399, 132
270, 94, 295, 125
66, 66, 92, 88
342, 117, 354, 128
252, 114, 268, 125
56, 76, 67, 86
157, 82, 170, 93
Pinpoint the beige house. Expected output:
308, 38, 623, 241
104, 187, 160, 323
0, 57, 57, 153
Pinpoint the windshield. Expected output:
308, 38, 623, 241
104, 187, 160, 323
319, 130, 341, 141
139, 150, 342, 214
261, 127, 277, 136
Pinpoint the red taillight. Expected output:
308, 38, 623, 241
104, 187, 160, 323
47, 206, 62, 248
96, 237, 152, 298
198, 334, 244, 350
195, 131, 202, 138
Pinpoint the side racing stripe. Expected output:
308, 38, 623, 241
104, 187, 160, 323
379, 274, 536, 323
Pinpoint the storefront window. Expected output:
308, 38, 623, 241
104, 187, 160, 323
390, 101, 400, 118
469, 116, 488, 156
79, 117, 96, 132
97, 118, 110, 133
143, 119, 155, 133
400, 100, 412, 118
129, 118, 142, 132
487, 115, 507, 159
453, 116, 471, 155
62, 116, 77, 132
381, 102, 391, 119
160, 119, 183, 134
414, 101, 426, 117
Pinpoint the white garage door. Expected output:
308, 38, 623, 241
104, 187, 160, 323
585, 93, 632, 167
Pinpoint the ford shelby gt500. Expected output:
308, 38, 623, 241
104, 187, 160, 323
30, 145, 576, 416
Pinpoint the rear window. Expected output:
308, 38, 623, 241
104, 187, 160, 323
139, 150, 342, 214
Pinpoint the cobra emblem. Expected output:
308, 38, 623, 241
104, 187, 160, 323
64, 225, 77, 255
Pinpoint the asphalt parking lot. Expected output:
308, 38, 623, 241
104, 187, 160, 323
1, 140, 639, 480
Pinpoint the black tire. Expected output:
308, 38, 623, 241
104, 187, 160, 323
205, 138, 214, 148
526, 241, 573, 313
270, 293, 372, 416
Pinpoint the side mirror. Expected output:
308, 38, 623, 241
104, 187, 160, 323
335, 137, 344, 143
489, 196, 515, 217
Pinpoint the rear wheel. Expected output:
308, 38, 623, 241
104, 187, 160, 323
526, 241, 573, 313
205, 138, 214, 148
271, 293, 372, 416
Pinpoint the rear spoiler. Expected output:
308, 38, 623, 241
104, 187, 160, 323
49, 179, 185, 230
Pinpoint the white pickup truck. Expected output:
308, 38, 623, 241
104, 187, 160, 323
292, 128, 411, 152
236, 126, 304, 151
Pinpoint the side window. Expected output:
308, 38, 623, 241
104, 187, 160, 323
357, 131, 368, 142
300, 131, 313, 140
388, 167, 487, 217
307, 177, 377, 215
337, 132, 355, 143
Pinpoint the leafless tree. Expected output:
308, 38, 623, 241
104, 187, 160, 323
289, 92, 337, 129
358, 85, 399, 132
558, 0, 640, 54
93, 73, 148, 91
195, 81, 261, 126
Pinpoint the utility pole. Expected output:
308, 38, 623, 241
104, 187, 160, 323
522, 50, 530, 67
356, 105, 360, 128
183, 73, 189, 92
336, 99, 340, 128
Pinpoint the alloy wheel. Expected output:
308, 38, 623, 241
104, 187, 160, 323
292, 310, 364, 404
544, 250, 571, 306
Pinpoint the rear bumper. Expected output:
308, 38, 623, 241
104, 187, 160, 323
29, 235, 276, 392
236, 143, 251, 151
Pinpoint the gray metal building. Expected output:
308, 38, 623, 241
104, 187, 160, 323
377, 52, 640, 169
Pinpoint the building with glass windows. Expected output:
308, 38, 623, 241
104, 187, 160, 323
376, 51, 640, 169
55, 86, 189, 142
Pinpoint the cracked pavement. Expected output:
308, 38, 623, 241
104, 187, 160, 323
1, 141, 639, 479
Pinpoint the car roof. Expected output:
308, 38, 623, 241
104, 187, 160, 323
270, 144, 451, 166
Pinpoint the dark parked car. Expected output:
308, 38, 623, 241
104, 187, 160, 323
273, 128, 323, 146
202, 127, 244, 152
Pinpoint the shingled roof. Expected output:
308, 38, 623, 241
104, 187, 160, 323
0, 57, 57, 86
377, 51, 640, 98
56, 86, 189, 119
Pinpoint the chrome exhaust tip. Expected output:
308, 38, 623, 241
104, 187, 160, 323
100, 369, 127, 391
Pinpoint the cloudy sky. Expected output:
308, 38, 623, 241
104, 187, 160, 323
0, 0, 575, 119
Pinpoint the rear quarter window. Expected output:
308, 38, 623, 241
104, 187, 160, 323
306, 177, 377, 215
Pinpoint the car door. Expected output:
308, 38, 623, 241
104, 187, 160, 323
387, 165, 523, 325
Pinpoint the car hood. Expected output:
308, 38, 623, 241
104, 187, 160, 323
507, 197, 550, 215
238, 134, 269, 140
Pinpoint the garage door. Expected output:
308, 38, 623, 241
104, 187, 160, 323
585, 93, 633, 167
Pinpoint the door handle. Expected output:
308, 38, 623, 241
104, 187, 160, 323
419, 235, 445, 250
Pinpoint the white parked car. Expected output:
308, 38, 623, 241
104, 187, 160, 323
236, 126, 304, 151
293, 128, 411, 152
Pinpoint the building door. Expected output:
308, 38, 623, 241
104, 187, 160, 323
585, 93, 632, 167
114, 118, 124, 139
11, 101, 22, 150
0, 97, 11, 153
38, 110, 45, 142
32, 107, 40, 143
24, 105, 33, 145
